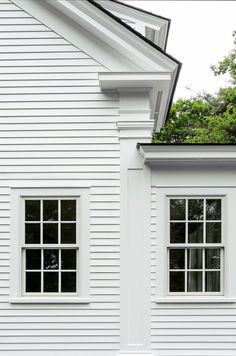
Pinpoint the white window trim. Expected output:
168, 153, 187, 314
167, 196, 224, 296
10, 187, 90, 304
155, 186, 236, 304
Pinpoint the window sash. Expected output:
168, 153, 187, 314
167, 197, 224, 295
22, 197, 79, 295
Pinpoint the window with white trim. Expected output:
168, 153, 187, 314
10, 188, 90, 303
24, 199, 78, 294
168, 197, 223, 295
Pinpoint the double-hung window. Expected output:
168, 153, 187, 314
168, 197, 223, 295
10, 188, 90, 303
24, 199, 78, 294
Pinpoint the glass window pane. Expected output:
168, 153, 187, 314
188, 199, 203, 220
170, 199, 185, 220
169, 249, 185, 269
43, 272, 58, 292
206, 223, 221, 243
205, 271, 221, 292
61, 249, 76, 270
26, 250, 41, 270
44, 250, 59, 270
169, 272, 185, 292
61, 223, 76, 244
61, 200, 76, 221
205, 249, 221, 269
25, 223, 40, 244
206, 199, 221, 220
43, 200, 58, 221
61, 272, 76, 292
170, 223, 185, 243
187, 271, 202, 292
187, 249, 203, 269
43, 223, 58, 244
188, 223, 203, 243
25, 200, 40, 221
26, 272, 41, 292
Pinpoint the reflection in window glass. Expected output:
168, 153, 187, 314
206, 223, 221, 243
170, 199, 185, 220
61, 200, 76, 221
188, 199, 204, 220
169, 272, 185, 292
168, 197, 223, 294
169, 249, 185, 270
188, 223, 203, 243
170, 223, 185, 243
206, 199, 221, 220
24, 198, 78, 295
43, 200, 58, 221
25, 223, 40, 244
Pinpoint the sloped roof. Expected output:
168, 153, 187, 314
11, 0, 181, 130
89, 0, 181, 127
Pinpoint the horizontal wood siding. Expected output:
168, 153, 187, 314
151, 186, 236, 356
0, 1, 120, 354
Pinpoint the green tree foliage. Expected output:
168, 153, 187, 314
153, 32, 236, 144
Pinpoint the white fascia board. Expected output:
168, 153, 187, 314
99, 72, 171, 89
56, 0, 176, 71
138, 145, 236, 166
12, 0, 176, 73
96, 0, 169, 50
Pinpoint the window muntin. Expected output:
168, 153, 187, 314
168, 198, 223, 295
23, 198, 78, 295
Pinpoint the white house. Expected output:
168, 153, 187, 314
1, 0, 236, 355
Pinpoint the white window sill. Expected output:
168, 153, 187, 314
10, 297, 90, 304
156, 297, 236, 304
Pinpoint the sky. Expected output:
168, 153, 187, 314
124, 1, 236, 100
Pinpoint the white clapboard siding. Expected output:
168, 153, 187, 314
0, 1, 120, 355
150, 187, 236, 356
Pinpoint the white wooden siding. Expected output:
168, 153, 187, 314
151, 186, 236, 356
0, 1, 120, 354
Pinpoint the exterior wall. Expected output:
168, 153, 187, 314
0, 1, 120, 354
151, 165, 236, 356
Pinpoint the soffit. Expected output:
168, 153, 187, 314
93, 0, 170, 50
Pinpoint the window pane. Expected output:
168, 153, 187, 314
188, 199, 203, 220
206, 223, 221, 243
169, 272, 185, 292
61, 200, 76, 221
170, 223, 185, 243
26, 250, 41, 270
205, 271, 220, 292
26, 272, 41, 292
169, 249, 185, 269
188, 223, 203, 243
25, 200, 40, 221
170, 199, 185, 220
43, 272, 58, 292
44, 250, 59, 270
187, 249, 203, 269
25, 223, 40, 244
205, 249, 221, 269
61, 223, 76, 244
61, 272, 76, 292
61, 249, 76, 270
187, 271, 202, 292
43, 200, 58, 221
43, 223, 58, 244
206, 199, 221, 220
